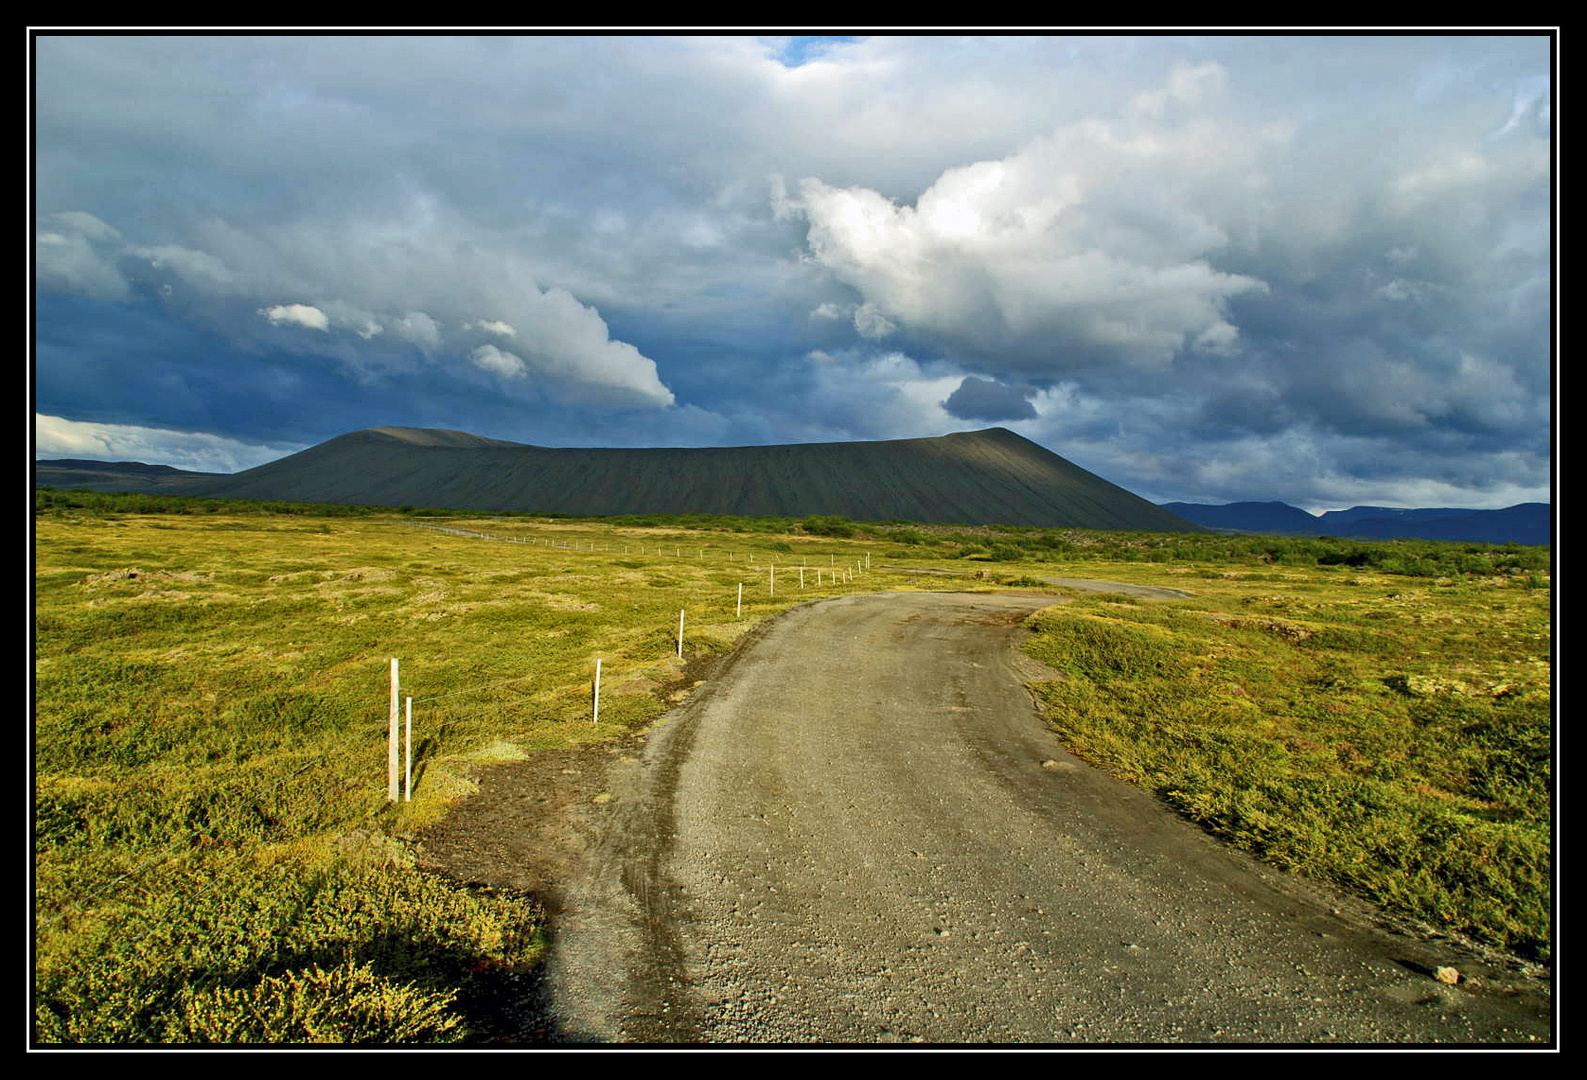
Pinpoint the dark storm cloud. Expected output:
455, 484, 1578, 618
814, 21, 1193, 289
942, 377, 1038, 423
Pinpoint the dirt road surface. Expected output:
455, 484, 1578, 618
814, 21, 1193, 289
428, 589, 1551, 1045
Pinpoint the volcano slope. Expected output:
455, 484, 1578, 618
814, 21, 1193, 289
535, 590, 1549, 1044
54, 426, 1201, 533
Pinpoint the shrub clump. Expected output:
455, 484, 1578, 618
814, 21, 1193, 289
800, 515, 856, 538
162, 962, 464, 1044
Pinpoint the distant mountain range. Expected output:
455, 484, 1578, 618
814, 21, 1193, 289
1162, 501, 1551, 546
1156, 501, 1321, 534
35, 426, 1203, 533
34, 427, 1552, 544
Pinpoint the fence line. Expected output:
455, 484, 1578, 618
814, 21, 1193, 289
397, 520, 887, 798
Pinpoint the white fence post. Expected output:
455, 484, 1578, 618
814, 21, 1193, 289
737, 582, 743, 617
404, 696, 412, 802
593, 659, 602, 724
388, 658, 400, 802
678, 609, 685, 658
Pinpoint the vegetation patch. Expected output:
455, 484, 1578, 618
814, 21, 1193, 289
34, 500, 929, 1043
33, 492, 1553, 1041
1022, 571, 1552, 960
34, 852, 539, 1044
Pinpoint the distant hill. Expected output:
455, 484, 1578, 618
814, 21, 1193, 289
36, 426, 1205, 533
33, 459, 227, 492
1315, 504, 1551, 546
1160, 500, 1551, 546
1159, 501, 1321, 534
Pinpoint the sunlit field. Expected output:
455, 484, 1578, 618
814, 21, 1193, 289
33, 491, 1552, 1041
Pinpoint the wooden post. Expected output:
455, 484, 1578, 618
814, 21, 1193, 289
388, 658, 400, 802
770, 565, 775, 596
737, 583, 742, 618
800, 566, 805, 588
404, 696, 412, 802
677, 609, 685, 658
593, 659, 602, 723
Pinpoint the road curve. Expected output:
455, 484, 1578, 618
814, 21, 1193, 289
542, 590, 1550, 1044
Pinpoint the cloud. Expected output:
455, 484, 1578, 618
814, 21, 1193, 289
36, 186, 676, 413
127, 243, 237, 291
941, 376, 1037, 422
470, 343, 526, 378
39, 191, 683, 409
786, 69, 1274, 370
853, 302, 897, 340
34, 412, 301, 474
260, 302, 330, 331
34, 211, 130, 300
781, 348, 962, 441
394, 311, 443, 351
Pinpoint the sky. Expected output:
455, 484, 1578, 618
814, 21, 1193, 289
31, 33, 1555, 513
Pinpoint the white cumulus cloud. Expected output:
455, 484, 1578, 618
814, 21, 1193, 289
787, 63, 1276, 369
261, 302, 330, 331
470, 343, 526, 378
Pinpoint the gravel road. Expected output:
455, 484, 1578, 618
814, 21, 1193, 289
539, 590, 1551, 1045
